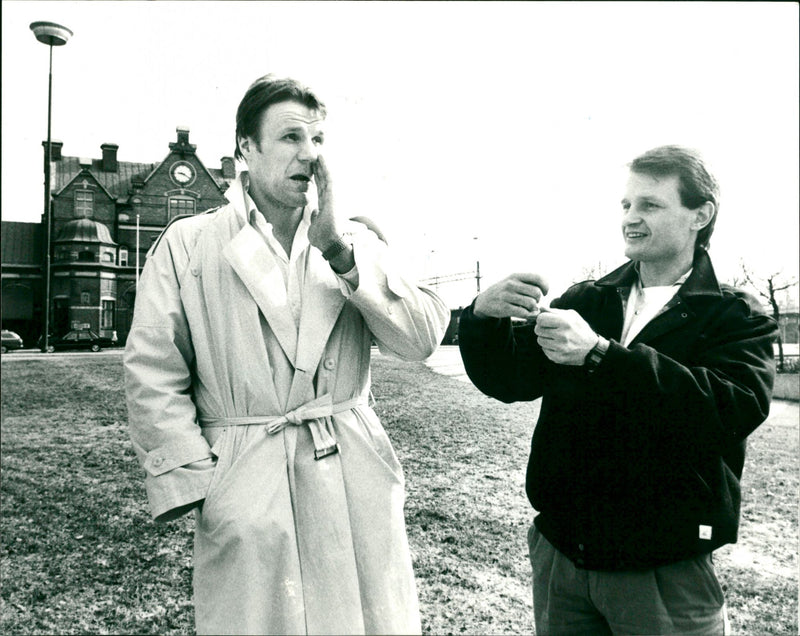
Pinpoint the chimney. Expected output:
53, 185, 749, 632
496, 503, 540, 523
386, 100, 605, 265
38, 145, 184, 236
221, 156, 236, 179
169, 126, 197, 155
42, 140, 63, 161
101, 143, 119, 172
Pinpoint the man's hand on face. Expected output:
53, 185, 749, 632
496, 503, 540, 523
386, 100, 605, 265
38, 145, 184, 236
308, 154, 340, 252
473, 273, 549, 321
534, 308, 599, 365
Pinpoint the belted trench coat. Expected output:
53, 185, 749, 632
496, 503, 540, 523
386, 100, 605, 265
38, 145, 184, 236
124, 176, 449, 635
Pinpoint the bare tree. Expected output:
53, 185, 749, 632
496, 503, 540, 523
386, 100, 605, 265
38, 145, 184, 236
575, 261, 610, 284
739, 260, 799, 371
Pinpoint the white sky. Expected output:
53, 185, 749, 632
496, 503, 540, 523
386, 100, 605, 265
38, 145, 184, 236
2, 1, 798, 308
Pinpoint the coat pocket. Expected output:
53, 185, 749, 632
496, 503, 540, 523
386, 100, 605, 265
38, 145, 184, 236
349, 407, 405, 486
202, 429, 231, 507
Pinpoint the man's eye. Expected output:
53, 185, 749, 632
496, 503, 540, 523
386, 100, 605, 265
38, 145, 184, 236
283, 133, 300, 141
313, 136, 324, 145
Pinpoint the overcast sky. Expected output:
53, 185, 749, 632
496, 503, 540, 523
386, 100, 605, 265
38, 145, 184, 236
2, 1, 798, 308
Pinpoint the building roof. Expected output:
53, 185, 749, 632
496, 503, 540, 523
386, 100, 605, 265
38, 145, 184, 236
55, 218, 117, 245
52, 157, 157, 199
0, 222, 42, 265
51, 158, 232, 200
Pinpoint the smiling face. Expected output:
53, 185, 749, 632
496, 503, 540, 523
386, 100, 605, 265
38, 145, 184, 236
238, 100, 325, 213
621, 171, 710, 272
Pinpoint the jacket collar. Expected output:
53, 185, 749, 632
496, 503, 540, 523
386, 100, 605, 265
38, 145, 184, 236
221, 173, 346, 371
595, 249, 722, 298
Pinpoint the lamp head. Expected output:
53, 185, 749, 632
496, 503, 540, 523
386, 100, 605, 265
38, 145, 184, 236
30, 21, 73, 46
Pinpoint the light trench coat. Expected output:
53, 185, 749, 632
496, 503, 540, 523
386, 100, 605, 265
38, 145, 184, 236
124, 176, 449, 635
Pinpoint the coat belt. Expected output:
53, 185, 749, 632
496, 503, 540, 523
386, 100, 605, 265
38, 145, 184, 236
198, 394, 364, 460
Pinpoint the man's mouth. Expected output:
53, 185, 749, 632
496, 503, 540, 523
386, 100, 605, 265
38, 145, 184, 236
626, 232, 648, 239
290, 174, 311, 182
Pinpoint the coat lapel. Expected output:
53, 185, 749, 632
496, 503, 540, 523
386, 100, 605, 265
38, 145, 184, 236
222, 222, 299, 363
294, 250, 347, 375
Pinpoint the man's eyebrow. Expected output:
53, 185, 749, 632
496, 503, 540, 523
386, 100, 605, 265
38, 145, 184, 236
621, 195, 665, 205
276, 123, 325, 135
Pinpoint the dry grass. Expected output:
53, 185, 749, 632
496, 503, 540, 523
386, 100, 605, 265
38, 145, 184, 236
0, 355, 797, 634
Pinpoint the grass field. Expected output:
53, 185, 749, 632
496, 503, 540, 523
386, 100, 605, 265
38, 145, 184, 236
1, 354, 797, 635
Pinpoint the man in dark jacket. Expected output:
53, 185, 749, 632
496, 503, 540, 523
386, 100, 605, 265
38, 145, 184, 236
458, 146, 777, 635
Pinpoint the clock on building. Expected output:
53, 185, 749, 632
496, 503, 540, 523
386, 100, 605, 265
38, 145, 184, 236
170, 161, 195, 185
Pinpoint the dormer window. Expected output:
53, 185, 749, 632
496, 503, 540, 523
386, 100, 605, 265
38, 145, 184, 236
75, 190, 94, 218
168, 197, 196, 220
119, 248, 128, 267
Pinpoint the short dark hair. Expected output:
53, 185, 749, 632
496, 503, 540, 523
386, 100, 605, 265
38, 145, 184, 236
629, 145, 720, 251
234, 74, 327, 161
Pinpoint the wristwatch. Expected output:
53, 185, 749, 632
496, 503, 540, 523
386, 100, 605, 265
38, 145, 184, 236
584, 335, 609, 373
321, 235, 350, 261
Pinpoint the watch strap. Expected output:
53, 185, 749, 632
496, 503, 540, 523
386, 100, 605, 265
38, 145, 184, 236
321, 235, 350, 261
585, 336, 609, 372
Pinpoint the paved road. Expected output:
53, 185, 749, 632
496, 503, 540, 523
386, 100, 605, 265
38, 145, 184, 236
1, 347, 124, 361
425, 346, 799, 428
4, 344, 796, 428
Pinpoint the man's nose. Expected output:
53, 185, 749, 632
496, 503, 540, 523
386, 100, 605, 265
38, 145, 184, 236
297, 139, 319, 163
622, 207, 642, 225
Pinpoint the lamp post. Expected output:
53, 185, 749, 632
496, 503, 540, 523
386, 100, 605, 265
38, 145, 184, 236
473, 236, 481, 294
136, 212, 140, 288
30, 21, 73, 353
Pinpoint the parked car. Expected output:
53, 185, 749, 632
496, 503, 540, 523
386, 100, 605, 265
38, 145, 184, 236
39, 329, 116, 353
1, 329, 24, 353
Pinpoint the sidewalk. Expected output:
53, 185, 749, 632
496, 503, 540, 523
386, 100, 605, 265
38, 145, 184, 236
424, 346, 800, 425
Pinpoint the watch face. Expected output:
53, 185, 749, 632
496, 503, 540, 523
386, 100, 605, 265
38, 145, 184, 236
171, 162, 195, 185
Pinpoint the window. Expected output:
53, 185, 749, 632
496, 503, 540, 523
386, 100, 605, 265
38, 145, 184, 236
75, 190, 94, 218
102, 252, 113, 262
81, 292, 91, 305
169, 197, 196, 220
78, 250, 95, 262
119, 248, 128, 267
101, 300, 115, 329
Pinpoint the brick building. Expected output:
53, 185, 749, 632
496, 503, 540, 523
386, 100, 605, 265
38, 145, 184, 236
1, 128, 235, 345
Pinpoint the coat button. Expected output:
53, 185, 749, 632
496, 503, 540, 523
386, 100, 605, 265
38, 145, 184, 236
387, 304, 394, 315
578, 544, 585, 551
152, 456, 164, 467
191, 267, 200, 276
681, 312, 688, 318
323, 358, 336, 370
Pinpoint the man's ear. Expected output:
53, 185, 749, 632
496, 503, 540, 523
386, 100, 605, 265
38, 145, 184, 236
692, 201, 715, 231
238, 135, 251, 158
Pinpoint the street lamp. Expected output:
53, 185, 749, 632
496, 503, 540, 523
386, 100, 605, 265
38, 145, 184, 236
30, 21, 73, 353
473, 236, 481, 294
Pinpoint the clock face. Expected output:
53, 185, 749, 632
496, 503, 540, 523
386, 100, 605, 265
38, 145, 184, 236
171, 162, 195, 185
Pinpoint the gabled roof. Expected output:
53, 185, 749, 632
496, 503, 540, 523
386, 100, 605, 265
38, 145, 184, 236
51, 156, 233, 198
55, 166, 116, 201
51, 157, 156, 199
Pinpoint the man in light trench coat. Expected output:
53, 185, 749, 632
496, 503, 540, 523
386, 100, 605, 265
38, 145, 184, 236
124, 74, 449, 635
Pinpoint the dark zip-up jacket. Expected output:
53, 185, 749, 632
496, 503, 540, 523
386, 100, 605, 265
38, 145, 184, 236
458, 251, 777, 570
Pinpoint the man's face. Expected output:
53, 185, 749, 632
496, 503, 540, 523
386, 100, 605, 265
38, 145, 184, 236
620, 172, 700, 266
239, 100, 325, 210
